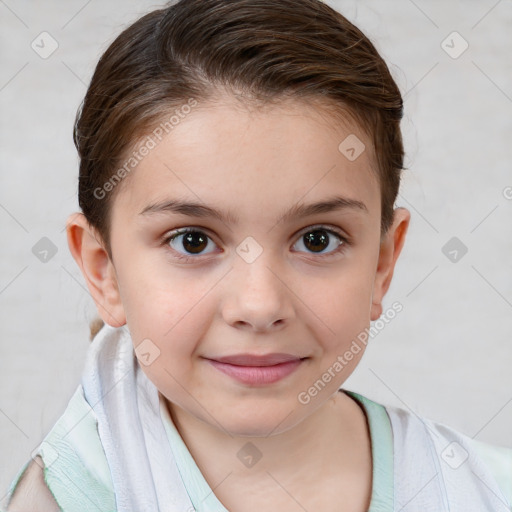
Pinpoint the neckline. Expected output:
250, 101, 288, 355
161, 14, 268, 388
159, 389, 394, 511
342, 389, 394, 511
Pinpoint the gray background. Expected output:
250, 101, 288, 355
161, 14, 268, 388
1, 0, 511, 498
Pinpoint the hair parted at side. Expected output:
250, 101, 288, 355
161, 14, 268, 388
74, 0, 405, 340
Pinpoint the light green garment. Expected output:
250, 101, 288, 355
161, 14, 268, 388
4, 386, 511, 511
5, 386, 116, 512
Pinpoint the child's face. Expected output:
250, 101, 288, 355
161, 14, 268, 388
73, 93, 409, 436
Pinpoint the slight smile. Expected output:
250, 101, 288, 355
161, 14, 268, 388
203, 353, 308, 385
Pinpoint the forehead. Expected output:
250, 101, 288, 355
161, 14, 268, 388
111, 95, 380, 226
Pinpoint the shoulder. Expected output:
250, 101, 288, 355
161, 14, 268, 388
384, 401, 512, 507
6, 385, 116, 511
467, 436, 512, 505
6, 456, 60, 512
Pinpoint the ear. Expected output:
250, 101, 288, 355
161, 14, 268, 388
66, 212, 126, 327
370, 207, 410, 321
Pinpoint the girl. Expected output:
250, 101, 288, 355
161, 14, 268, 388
4, 0, 511, 510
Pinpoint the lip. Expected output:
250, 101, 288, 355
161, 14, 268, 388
204, 353, 306, 386
208, 353, 303, 366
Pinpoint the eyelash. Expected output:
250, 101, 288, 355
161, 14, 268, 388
161, 225, 351, 263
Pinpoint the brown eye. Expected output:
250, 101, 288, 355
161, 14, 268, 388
165, 228, 217, 259
303, 230, 330, 253
181, 231, 208, 254
292, 226, 346, 257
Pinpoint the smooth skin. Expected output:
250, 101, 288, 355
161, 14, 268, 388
66, 91, 410, 512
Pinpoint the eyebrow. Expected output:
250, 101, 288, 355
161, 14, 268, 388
139, 195, 368, 224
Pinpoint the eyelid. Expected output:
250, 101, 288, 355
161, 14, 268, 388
294, 223, 350, 243
161, 225, 216, 243
162, 226, 220, 257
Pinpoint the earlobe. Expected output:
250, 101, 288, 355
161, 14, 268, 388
370, 207, 410, 321
66, 212, 126, 328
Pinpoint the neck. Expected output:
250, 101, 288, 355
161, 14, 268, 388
165, 390, 372, 492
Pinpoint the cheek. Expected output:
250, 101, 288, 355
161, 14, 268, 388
119, 272, 224, 384
296, 260, 375, 336
335, 269, 374, 321
309, 272, 374, 385
117, 256, 215, 334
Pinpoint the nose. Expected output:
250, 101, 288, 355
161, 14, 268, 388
221, 252, 295, 333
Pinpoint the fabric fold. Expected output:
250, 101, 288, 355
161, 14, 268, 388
387, 403, 511, 511
81, 323, 194, 512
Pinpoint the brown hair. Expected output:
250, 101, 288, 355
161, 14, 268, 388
74, 0, 405, 341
